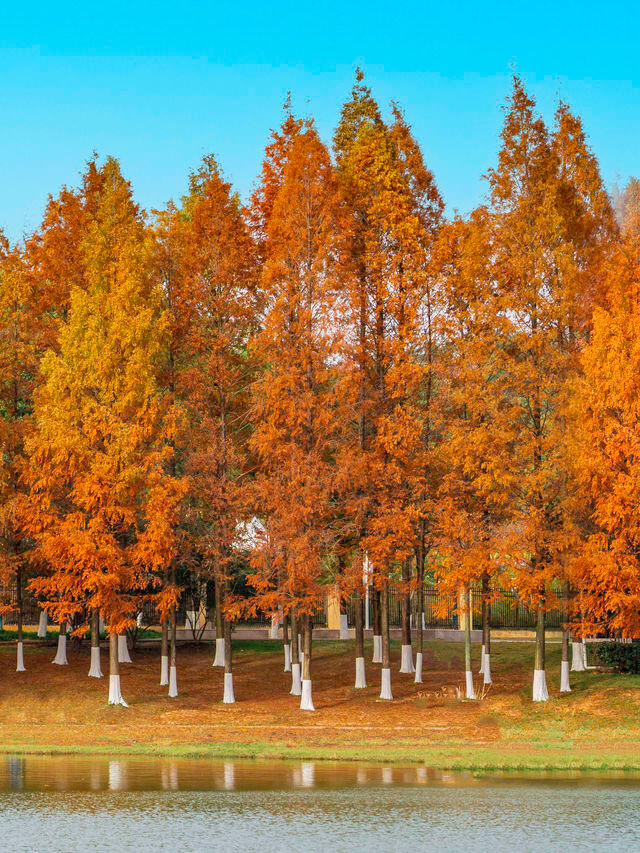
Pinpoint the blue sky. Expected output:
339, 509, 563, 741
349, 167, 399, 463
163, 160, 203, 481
1, 0, 639, 242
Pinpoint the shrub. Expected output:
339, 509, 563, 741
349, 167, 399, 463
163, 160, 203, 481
593, 641, 640, 674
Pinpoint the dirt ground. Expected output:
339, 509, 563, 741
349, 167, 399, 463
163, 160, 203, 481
1, 638, 639, 769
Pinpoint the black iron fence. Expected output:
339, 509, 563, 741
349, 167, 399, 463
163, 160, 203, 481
348, 586, 565, 631
0, 582, 564, 632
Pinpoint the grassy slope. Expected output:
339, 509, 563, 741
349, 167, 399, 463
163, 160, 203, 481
0, 638, 639, 770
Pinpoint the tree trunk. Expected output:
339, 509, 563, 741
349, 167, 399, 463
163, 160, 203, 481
108, 630, 127, 706
213, 573, 225, 666
223, 616, 234, 703
532, 597, 548, 701
400, 557, 414, 673
168, 605, 178, 697
372, 586, 382, 663
52, 620, 68, 665
379, 583, 392, 699
37, 607, 48, 639
290, 608, 301, 695
415, 543, 424, 683
481, 572, 492, 684
560, 584, 571, 691
160, 617, 169, 685
88, 608, 103, 677
354, 581, 366, 688
282, 612, 291, 672
464, 586, 475, 699
117, 632, 132, 663
300, 613, 314, 710
16, 565, 25, 672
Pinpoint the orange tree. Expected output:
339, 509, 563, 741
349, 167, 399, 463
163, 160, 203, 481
23, 157, 186, 704
247, 94, 306, 262
17, 159, 107, 647
469, 77, 615, 699
242, 124, 341, 710
0, 236, 43, 666
334, 72, 441, 695
176, 155, 258, 696
25, 157, 105, 346
570, 226, 640, 637
432, 211, 513, 693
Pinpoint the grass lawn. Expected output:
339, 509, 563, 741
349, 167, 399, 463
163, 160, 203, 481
0, 637, 639, 770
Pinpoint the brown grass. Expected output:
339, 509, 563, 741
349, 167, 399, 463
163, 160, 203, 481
1, 638, 639, 768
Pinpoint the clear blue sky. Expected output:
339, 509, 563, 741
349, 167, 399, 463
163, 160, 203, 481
2, 1, 639, 242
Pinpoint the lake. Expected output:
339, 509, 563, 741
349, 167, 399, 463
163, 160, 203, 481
1, 756, 639, 851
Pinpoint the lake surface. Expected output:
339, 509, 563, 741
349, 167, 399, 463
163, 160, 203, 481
1, 756, 639, 852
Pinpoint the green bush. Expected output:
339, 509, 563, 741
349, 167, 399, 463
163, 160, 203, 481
594, 641, 640, 674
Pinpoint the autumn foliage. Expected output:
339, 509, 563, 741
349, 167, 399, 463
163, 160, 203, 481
0, 70, 637, 688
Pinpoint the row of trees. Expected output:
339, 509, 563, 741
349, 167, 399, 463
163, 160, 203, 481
1, 72, 638, 709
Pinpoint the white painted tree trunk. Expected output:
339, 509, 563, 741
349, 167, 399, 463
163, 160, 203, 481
571, 640, 586, 671
37, 610, 48, 638
52, 633, 68, 665
372, 635, 382, 663
483, 654, 492, 685
160, 655, 169, 686
479, 644, 486, 674
168, 665, 178, 697
465, 670, 476, 699
108, 674, 128, 707
223, 672, 235, 704
16, 642, 25, 672
283, 643, 291, 672
421, 612, 426, 631
88, 646, 103, 678
118, 634, 132, 663
355, 656, 366, 688
290, 662, 302, 696
339, 614, 349, 640
560, 659, 571, 692
532, 669, 549, 701
414, 652, 423, 683
400, 644, 415, 673
380, 667, 393, 700
213, 637, 225, 667
300, 679, 315, 711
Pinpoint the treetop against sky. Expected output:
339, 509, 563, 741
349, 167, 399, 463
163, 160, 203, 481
1, 0, 638, 242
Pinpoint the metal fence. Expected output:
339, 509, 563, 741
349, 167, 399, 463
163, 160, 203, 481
0, 582, 563, 632
346, 586, 565, 631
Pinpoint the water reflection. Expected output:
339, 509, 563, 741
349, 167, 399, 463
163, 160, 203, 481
161, 762, 179, 791
108, 760, 125, 791
2, 755, 640, 793
223, 762, 234, 790
8, 757, 25, 791
2, 757, 640, 852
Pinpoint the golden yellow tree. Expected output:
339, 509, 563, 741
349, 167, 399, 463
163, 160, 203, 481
24, 157, 186, 705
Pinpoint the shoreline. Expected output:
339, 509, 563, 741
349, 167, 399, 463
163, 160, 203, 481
1, 640, 638, 775
2, 739, 640, 771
